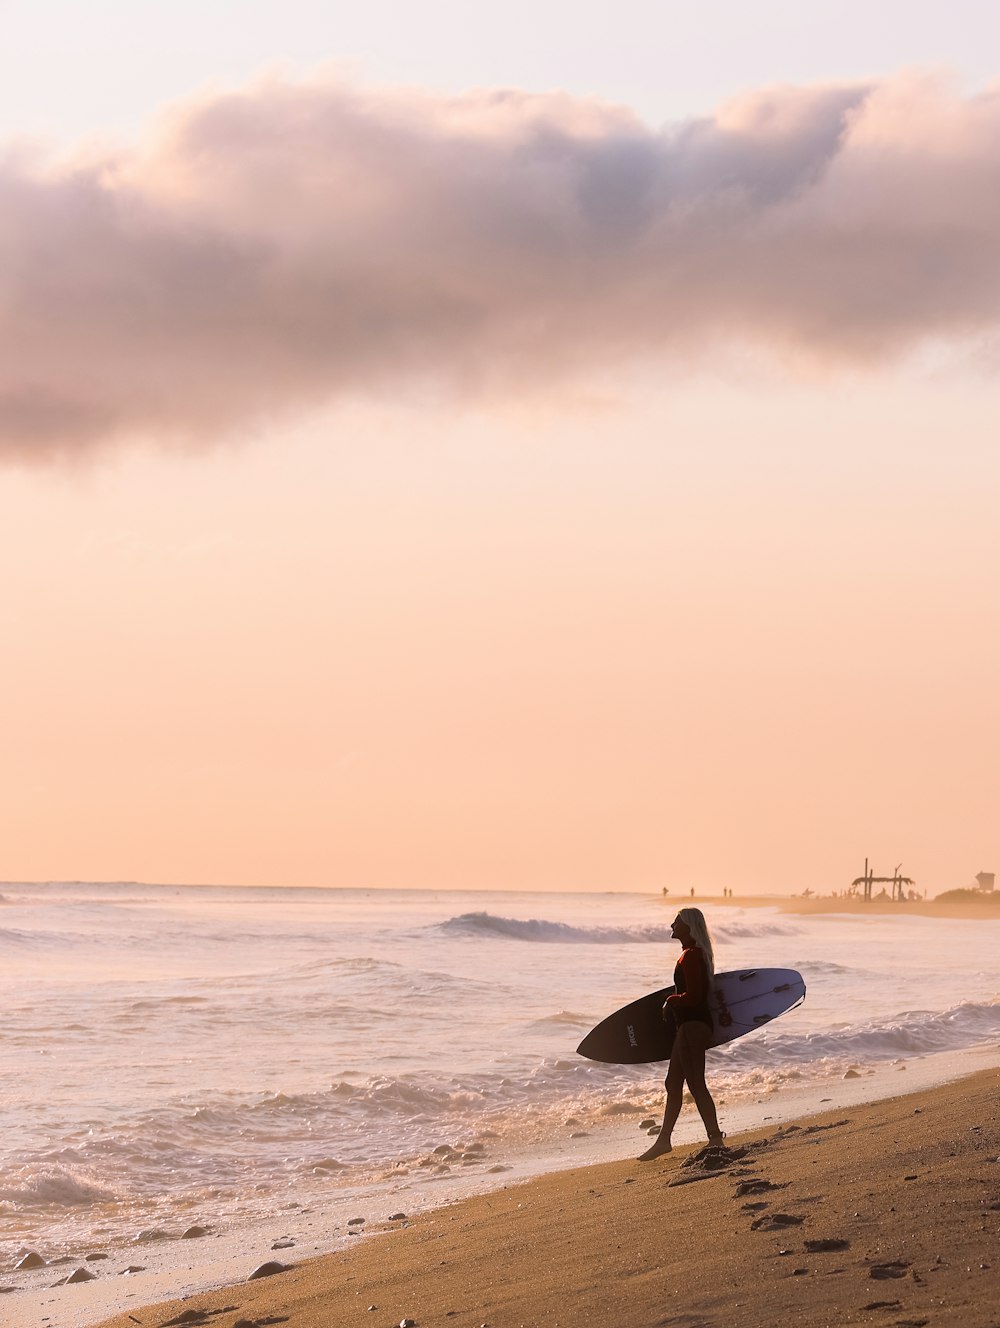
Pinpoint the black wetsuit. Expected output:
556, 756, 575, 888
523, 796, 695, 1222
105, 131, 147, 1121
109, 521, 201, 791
668, 946, 713, 1030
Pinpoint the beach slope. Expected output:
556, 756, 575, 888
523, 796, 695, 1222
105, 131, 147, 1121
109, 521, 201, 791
93, 1068, 999, 1328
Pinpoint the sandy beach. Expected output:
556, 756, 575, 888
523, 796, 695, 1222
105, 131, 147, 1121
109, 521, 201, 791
77, 1066, 1000, 1328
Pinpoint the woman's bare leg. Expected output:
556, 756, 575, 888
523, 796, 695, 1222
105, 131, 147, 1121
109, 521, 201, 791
638, 1023, 722, 1159
679, 1021, 723, 1143
638, 1041, 686, 1160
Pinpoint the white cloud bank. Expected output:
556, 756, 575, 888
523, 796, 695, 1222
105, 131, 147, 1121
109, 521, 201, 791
3, 71, 1000, 454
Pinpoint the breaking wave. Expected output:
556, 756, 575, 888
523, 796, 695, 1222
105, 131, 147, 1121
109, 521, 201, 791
0, 1167, 117, 1207
717, 998, 1000, 1068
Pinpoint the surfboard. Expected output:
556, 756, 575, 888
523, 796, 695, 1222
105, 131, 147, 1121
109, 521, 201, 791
576, 967, 806, 1064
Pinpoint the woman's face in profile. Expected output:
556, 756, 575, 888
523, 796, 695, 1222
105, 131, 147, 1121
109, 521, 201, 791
670, 916, 692, 944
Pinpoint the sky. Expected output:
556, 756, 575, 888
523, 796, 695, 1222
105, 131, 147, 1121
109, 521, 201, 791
2, 2, 999, 893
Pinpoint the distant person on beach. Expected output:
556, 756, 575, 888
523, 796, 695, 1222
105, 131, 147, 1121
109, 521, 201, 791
639, 907, 723, 1160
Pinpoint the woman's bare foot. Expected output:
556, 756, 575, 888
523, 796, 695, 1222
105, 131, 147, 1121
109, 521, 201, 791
638, 1139, 672, 1161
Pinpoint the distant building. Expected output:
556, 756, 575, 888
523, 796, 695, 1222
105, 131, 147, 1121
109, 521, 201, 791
975, 871, 995, 893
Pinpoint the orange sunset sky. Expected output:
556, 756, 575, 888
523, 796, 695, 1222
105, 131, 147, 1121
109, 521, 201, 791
2, 3, 998, 894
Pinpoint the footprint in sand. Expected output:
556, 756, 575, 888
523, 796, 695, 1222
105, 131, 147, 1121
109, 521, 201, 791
734, 1178, 783, 1196
804, 1119, 852, 1134
868, 1260, 911, 1280
161, 1310, 241, 1326
750, 1213, 805, 1230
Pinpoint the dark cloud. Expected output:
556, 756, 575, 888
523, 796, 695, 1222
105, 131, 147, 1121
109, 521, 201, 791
2, 73, 999, 455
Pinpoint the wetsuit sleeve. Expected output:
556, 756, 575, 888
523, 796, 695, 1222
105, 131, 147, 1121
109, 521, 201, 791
665, 947, 707, 1007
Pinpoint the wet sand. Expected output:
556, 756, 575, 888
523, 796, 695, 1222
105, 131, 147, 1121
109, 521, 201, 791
87, 1066, 1000, 1328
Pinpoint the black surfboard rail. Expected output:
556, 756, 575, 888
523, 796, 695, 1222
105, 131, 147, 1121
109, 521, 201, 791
576, 968, 806, 1065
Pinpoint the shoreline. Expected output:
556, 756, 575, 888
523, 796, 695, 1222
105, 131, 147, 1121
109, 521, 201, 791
10, 1051, 999, 1328
85, 1063, 1000, 1328
665, 892, 1000, 919
5, 880, 1000, 915
4, 891, 997, 1328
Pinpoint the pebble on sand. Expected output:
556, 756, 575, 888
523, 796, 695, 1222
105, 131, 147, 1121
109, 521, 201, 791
15, 1252, 46, 1270
348, 1216, 366, 1225
247, 1260, 292, 1280
181, 1225, 209, 1239
843, 1068, 862, 1079
66, 1267, 97, 1283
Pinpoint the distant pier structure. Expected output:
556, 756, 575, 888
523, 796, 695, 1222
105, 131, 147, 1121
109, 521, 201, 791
975, 871, 995, 893
850, 858, 915, 902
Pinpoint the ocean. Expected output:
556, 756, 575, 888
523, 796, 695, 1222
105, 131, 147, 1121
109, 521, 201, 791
2, 883, 999, 1279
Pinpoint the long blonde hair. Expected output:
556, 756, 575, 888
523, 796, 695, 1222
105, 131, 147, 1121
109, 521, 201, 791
676, 907, 716, 986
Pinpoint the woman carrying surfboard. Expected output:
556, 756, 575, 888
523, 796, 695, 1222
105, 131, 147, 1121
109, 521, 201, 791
639, 907, 724, 1160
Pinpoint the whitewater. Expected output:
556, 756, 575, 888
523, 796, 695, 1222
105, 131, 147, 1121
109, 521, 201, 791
1, 883, 999, 1315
